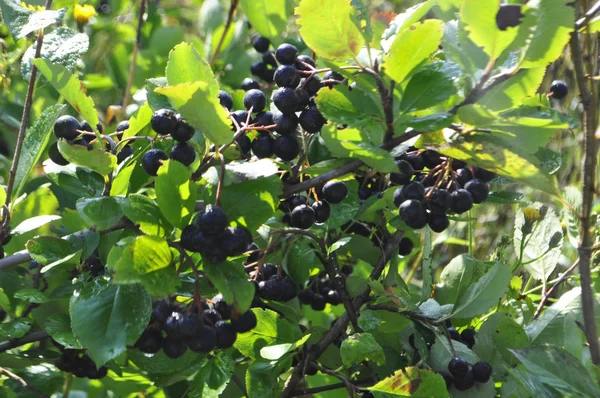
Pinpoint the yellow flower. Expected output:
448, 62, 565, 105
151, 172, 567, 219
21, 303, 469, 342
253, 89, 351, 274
21, 2, 45, 12
74, 4, 96, 25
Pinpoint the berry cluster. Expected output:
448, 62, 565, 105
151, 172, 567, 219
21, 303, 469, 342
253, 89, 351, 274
135, 298, 257, 359
54, 349, 108, 379
444, 357, 493, 391
246, 262, 298, 302
180, 204, 252, 264
281, 180, 348, 229
297, 267, 353, 311
392, 148, 494, 232
49, 115, 104, 166
141, 109, 197, 176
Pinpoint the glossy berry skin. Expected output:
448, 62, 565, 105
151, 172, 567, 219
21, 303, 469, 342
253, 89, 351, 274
403, 152, 424, 171
472, 361, 492, 383
394, 182, 425, 206
162, 337, 188, 359
221, 226, 252, 257
259, 277, 297, 301
116, 120, 130, 133
252, 134, 275, 159
274, 65, 300, 88
142, 149, 168, 176
550, 80, 568, 100
422, 150, 443, 169
439, 370, 453, 389
215, 321, 237, 349
273, 88, 300, 115
275, 43, 298, 65
49, 142, 69, 165
390, 160, 414, 185
151, 109, 178, 135
231, 311, 257, 333
273, 112, 298, 135
250, 61, 268, 77
170, 142, 196, 166
235, 135, 251, 155
429, 213, 449, 233
296, 88, 311, 110
455, 168, 473, 187
322, 181, 348, 204
299, 105, 326, 133
243, 89, 267, 113
448, 356, 469, 378
254, 111, 274, 127
263, 51, 277, 67
311, 293, 327, 311
451, 189, 474, 214
253, 36, 270, 53
326, 290, 341, 305
304, 76, 323, 96
460, 329, 476, 348
464, 179, 489, 203
151, 301, 173, 324
212, 294, 232, 320
399, 199, 428, 229
322, 71, 344, 87
295, 55, 315, 70
274, 135, 300, 161
218, 90, 234, 110
472, 167, 496, 183
203, 309, 222, 325
454, 369, 475, 391
134, 328, 163, 353
231, 110, 250, 129
312, 201, 331, 223
427, 189, 452, 214
178, 313, 203, 338
398, 237, 414, 256
291, 204, 316, 229
180, 224, 204, 252
54, 115, 81, 141
198, 205, 229, 235
172, 119, 195, 142
187, 326, 217, 353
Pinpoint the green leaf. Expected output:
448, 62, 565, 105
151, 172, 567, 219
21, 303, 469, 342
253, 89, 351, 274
216, 175, 281, 231
487, 191, 524, 204
44, 314, 81, 349
452, 261, 512, 318
0, 185, 5, 208
14, 288, 48, 303
346, 275, 369, 298
0, 319, 31, 339
246, 359, 288, 398
510, 346, 600, 397
155, 160, 197, 229
478, 68, 546, 111
435, 254, 478, 307
156, 81, 233, 145
315, 85, 383, 126
70, 282, 151, 367
191, 353, 234, 398
240, 0, 289, 44
203, 260, 255, 314
562, 187, 581, 248
33, 58, 99, 133
295, 0, 363, 61
283, 240, 319, 285
166, 42, 218, 95
57, 139, 116, 176
0, 0, 32, 38
520, 0, 574, 68
122, 102, 153, 140
340, 332, 385, 367
22, 26, 88, 80
76, 197, 124, 231
399, 62, 456, 113
382, 0, 435, 40
357, 309, 381, 331
13, 104, 65, 199
429, 335, 480, 372
26, 236, 74, 265
120, 194, 171, 236
525, 287, 581, 342
234, 308, 300, 359
369, 367, 447, 397
461, 0, 520, 59
398, 113, 453, 132
108, 235, 173, 283
385, 20, 444, 84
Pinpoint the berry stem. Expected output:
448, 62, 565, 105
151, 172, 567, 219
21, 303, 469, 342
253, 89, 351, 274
215, 152, 225, 207
209, 0, 239, 66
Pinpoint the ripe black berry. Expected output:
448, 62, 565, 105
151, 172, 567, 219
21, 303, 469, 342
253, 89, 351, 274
496, 4, 523, 31
464, 179, 489, 203
254, 111, 274, 127
390, 160, 414, 185
49, 142, 69, 165
311, 293, 327, 311
402, 152, 424, 170
460, 328, 476, 348
299, 105, 326, 133
243, 89, 267, 113
398, 237, 414, 256
152, 300, 173, 324
274, 65, 300, 88
54, 115, 81, 141
448, 327, 461, 341
252, 36, 270, 53
438, 370, 453, 389
212, 294, 232, 320
303, 76, 323, 96
251, 134, 275, 159
273, 111, 298, 134
472, 361, 492, 383
221, 226, 252, 257
151, 109, 178, 135
162, 336, 188, 359
394, 182, 425, 206
178, 313, 203, 338
231, 110, 250, 129
218, 90, 234, 110
426, 189, 452, 214
326, 290, 341, 305
116, 120, 129, 133
296, 88, 311, 110
187, 326, 217, 353
322, 71, 344, 88
134, 328, 163, 353
250, 61, 268, 77
448, 357, 469, 378
172, 117, 195, 142
258, 277, 297, 301
274, 135, 300, 161
231, 311, 257, 333
263, 51, 277, 66
455, 168, 473, 187
170, 142, 196, 166
298, 289, 314, 304
472, 167, 496, 183
295, 55, 315, 70
116, 145, 133, 164
312, 201, 331, 223
450, 189, 474, 214
142, 149, 168, 176
180, 224, 204, 252
322, 181, 348, 204
453, 369, 475, 391
291, 204, 316, 229
275, 43, 298, 65
550, 80, 568, 100
203, 309, 222, 325
422, 150, 443, 169
198, 204, 229, 235
399, 199, 428, 229
273, 87, 300, 115
428, 213, 449, 232
215, 321, 237, 349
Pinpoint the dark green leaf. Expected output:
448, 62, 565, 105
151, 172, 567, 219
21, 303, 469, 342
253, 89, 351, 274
57, 139, 116, 176
76, 197, 124, 231
26, 236, 75, 265
120, 194, 171, 236
369, 367, 447, 397
203, 260, 255, 314
14, 288, 48, 303
400, 63, 456, 113
487, 191, 524, 204
340, 332, 385, 367
0, 319, 31, 339
283, 240, 318, 285
246, 359, 288, 398
44, 314, 81, 349
191, 352, 234, 398
234, 309, 300, 359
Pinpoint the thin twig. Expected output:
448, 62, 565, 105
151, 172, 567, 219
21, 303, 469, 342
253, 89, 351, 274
231, 374, 247, 397
122, 0, 146, 110
6, 0, 54, 209
0, 331, 49, 353
363, 68, 395, 144
290, 378, 373, 397
215, 152, 225, 207
312, 363, 357, 397
576, 0, 600, 29
210, 0, 239, 65
533, 258, 580, 319
0, 366, 48, 397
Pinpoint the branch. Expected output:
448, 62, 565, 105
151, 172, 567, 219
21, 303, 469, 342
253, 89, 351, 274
363, 68, 395, 144
122, 0, 146, 110
533, 258, 580, 319
570, 28, 600, 364
210, 0, 239, 65
0, 366, 48, 397
290, 377, 373, 397
576, 0, 600, 30
6, 0, 54, 208
0, 331, 49, 353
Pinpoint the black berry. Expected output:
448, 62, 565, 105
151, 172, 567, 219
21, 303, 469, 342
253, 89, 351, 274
251, 134, 275, 159
390, 160, 414, 185
398, 237, 414, 256
450, 189, 474, 214
460, 329, 476, 348
54, 115, 81, 141
49, 142, 69, 165
399, 199, 428, 229
439, 370, 453, 389
448, 357, 469, 378
464, 179, 489, 203
472, 361, 492, 383
221, 226, 252, 257
215, 321, 237, 349
241, 78, 260, 92
151, 109, 178, 135
231, 311, 257, 333
291, 204, 316, 229
273, 111, 298, 135
274, 135, 300, 161
218, 90, 234, 110
134, 328, 163, 353
295, 55, 315, 70
472, 167, 496, 183
252, 36, 270, 53
426, 189, 452, 214
198, 204, 229, 235
496, 4, 523, 31
273, 87, 300, 115
243, 89, 267, 113
170, 142, 196, 166
275, 43, 298, 65
299, 105, 326, 133
212, 294, 232, 320
550, 80, 568, 100
172, 117, 195, 142
453, 369, 475, 391
142, 149, 168, 176
187, 325, 217, 353
254, 111, 274, 127
162, 336, 188, 359
312, 201, 331, 223
178, 313, 203, 338
455, 168, 473, 187
322, 181, 348, 204
274, 65, 300, 88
